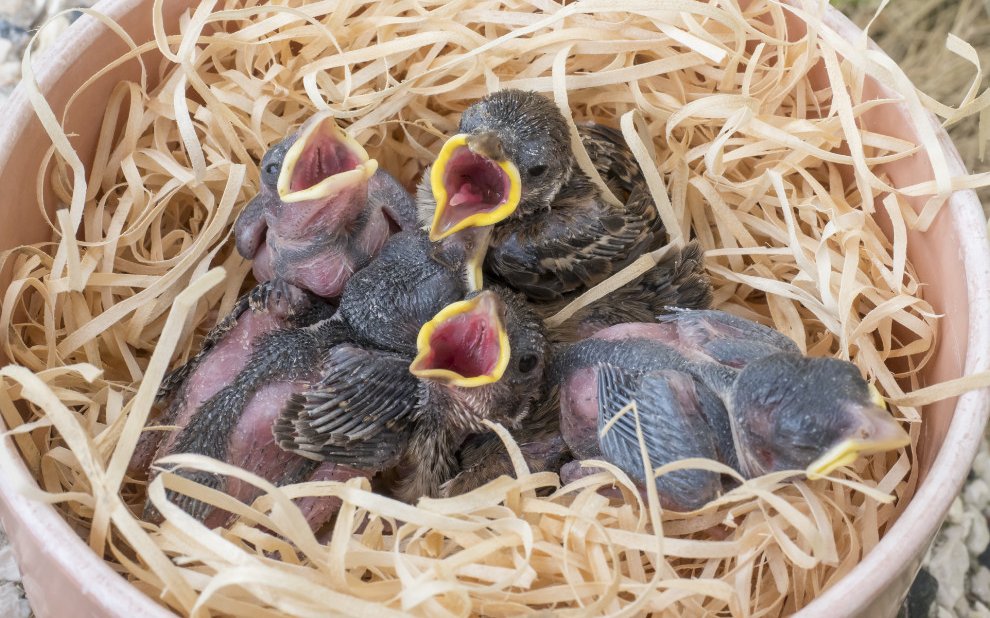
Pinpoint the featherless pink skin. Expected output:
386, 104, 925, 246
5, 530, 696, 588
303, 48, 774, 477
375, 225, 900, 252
208, 381, 371, 530
147, 362, 373, 532
128, 291, 305, 477
235, 114, 417, 299
558, 366, 601, 461
294, 463, 370, 532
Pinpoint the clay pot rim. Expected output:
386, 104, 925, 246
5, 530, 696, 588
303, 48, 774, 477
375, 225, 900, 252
0, 2, 986, 617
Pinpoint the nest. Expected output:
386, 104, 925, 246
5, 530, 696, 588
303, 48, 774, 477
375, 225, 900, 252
3, 0, 989, 615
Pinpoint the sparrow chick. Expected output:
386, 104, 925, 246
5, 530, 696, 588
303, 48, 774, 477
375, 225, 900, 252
419, 89, 667, 301
135, 281, 352, 528
235, 113, 417, 298
555, 310, 910, 511
275, 288, 549, 503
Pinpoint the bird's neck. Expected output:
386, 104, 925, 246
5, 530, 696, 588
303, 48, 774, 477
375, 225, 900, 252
436, 226, 493, 291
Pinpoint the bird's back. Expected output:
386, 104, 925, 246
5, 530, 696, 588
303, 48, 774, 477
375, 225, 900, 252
338, 230, 466, 355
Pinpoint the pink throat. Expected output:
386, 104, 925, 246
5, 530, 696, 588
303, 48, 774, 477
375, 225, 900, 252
420, 312, 500, 378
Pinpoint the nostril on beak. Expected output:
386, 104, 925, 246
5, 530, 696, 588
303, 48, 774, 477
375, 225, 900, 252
467, 132, 506, 161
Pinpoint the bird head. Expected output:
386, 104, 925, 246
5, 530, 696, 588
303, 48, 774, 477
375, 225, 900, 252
428, 89, 572, 243
249, 113, 379, 241
729, 353, 910, 478
410, 288, 547, 431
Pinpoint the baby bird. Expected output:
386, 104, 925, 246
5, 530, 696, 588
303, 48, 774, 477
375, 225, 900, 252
554, 310, 911, 511
419, 89, 666, 301
235, 113, 417, 298
135, 281, 345, 527
275, 288, 549, 503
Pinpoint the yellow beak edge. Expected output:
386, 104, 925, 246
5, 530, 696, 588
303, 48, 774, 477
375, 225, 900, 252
277, 113, 378, 203
429, 133, 522, 241
409, 291, 511, 388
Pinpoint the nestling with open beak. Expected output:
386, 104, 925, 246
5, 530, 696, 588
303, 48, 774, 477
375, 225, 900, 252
234, 113, 417, 299
419, 89, 667, 301
275, 288, 549, 503
554, 310, 911, 511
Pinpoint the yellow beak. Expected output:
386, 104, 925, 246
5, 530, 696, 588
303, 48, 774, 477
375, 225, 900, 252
410, 291, 511, 388
277, 113, 378, 203
806, 395, 910, 478
428, 133, 522, 241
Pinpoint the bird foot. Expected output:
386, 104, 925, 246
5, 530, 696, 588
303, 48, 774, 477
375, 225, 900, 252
249, 279, 308, 318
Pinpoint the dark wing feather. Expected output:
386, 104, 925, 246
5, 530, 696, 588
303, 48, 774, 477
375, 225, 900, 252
273, 344, 419, 469
596, 363, 725, 511
488, 180, 664, 302
578, 122, 642, 197
550, 241, 712, 342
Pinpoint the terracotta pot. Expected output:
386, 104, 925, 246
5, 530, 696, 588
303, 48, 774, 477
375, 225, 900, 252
0, 1, 986, 617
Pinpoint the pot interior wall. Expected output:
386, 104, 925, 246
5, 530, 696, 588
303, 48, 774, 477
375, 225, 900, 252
778, 6, 964, 480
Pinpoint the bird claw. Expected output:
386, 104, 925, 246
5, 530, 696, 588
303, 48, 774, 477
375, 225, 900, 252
144, 468, 227, 525
249, 280, 308, 318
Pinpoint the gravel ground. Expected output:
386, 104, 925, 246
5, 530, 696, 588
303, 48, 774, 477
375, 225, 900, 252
0, 1, 988, 617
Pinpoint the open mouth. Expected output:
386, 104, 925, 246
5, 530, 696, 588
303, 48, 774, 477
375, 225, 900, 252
410, 291, 510, 387
429, 134, 521, 241
277, 114, 378, 203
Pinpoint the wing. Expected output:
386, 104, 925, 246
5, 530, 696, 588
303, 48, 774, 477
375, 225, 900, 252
551, 241, 712, 342
578, 122, 643, 197
234, 192, 270, 260
488, 177, 665, 302
274, 344, 420, 469
596, 363, 726, 511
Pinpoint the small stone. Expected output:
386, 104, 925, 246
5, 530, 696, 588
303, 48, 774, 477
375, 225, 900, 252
0, 545, 21, 583
970, 514, 990, 556
967, 479, 990, 510
948, 497, 966, 525
0, 582, 29, 618
929, 528, 969, 608
953, 597, 974, 617
972, 567, 990, 606
0, 20, 28, 44
974, 448, 990, 483
904, 567, 939, 618
975, 602, 990, 618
